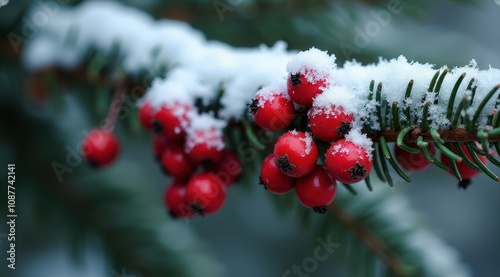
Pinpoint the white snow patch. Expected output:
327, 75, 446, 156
286, 47, 336, 84
312, 86, 359, 116
299, 132, 314, 157
185, 114, 226, 152
345, 128, 373, 160
22, 2, 500, 131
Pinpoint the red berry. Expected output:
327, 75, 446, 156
295, 165, 337, 213
308, 105, 353, 142
152, 134, 169, 160
287, 70, 328, 106
395, 142, 435, 171
161, 143, 197, 180
249, 90, 295, 131
138, 102, 155, 131
152, 103, 191, 140
185, 128, 225, 164
441, 143, 487, 188
259, 154, 295, 194
164, 181, 194, 219
82, 129, 120, 167
325, 139, 372, 184
273, 131, 318, 178
185, 172, 226, 216
210, 151, 242, 187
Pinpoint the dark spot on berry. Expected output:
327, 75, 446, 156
152, 120, 163, 133
258, 176, 267, 190
313, 206, 328, 214
275, 155, 295, 174
349, 162, 367, 180
248, 98, 259, 115
458, 179, 472, 190
201, 159, 216, 168
168, 210, 179, 219
290, 73, 301, 86
336, 122, 351, 137
191, 203, 205, 217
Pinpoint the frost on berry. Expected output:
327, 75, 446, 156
299, 132, 314, 156
275, 155, 295, 174
286, 47, 336, 84
349, 162, 368, 180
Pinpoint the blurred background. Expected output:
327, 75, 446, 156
0, 0, 499, 276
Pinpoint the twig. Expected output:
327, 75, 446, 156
328, 203, 407, 277
372, 128, 500, 143
103, 82, 127, 132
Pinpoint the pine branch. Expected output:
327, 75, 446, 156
328, 203, 406, 276
317, 184, 471, 277
374, 127, 500, 142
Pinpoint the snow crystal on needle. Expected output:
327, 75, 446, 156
286, 47, 336, 84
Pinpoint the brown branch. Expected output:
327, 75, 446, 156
328, 203, 408, 277
371, 128, 500, 143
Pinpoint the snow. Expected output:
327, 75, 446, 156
255, 82, 289, 107
185, 114, 226, 152
345, 129, 373, 160
311, 86, 359, 116
299, 132, 314, 156
286, 47, 336, 84
187, 113, 227, 132
23, 2, 500, 131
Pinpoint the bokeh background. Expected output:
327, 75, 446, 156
0, 0, 499, 276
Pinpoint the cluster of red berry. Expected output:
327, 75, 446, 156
137, 102, 242, 218
250, 60, 373, 213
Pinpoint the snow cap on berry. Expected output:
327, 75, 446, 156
286, 47, 336, 84
185, 113, 226, 151
255, 81, 290, 105
311, 85, 359, 116
345, 128, 373, 160
255, 81, 290, 101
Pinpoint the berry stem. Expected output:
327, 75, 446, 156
103, 82, 127, 133
241, 115, 266, 151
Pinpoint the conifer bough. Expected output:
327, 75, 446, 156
24, 2, 500, 192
